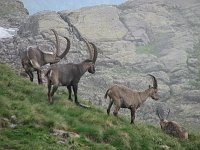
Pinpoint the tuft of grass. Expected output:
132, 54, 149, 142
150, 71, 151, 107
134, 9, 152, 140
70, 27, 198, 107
136, 43, 156, 56
0, 64, 200, 150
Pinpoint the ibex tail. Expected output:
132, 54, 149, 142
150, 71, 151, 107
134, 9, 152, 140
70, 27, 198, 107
104, 89, 110, 99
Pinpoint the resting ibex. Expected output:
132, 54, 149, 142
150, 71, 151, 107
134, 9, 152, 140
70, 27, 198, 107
45, 38, 98, 107
21, 29, 70, 84
104, 74, 159, 124
156, 107, 188, 139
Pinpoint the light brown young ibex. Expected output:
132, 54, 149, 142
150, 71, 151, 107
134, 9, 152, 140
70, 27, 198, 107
45, 38, 98, 107
104, 74, 159, 124
156, 107, 188, 139
21, 29, 70, 84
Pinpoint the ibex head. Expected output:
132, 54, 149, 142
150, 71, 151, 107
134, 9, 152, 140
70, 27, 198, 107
148, 74, 159, 100
83, 38, 98, 74
156, 107, 170, 127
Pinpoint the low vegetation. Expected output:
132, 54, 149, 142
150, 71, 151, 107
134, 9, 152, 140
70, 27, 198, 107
136, 43, 156, 56
0, 64, 200, 150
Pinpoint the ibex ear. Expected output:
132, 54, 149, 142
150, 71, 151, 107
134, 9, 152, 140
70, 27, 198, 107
149, 85, 151, 89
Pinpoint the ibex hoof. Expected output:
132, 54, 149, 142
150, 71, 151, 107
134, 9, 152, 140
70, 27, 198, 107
48, 101, 53, 105
75, 101, 80, 105
113, 112, 118, 116
107, 110, 110, 115
68, 98, 73, 101
48, 99, 53, 105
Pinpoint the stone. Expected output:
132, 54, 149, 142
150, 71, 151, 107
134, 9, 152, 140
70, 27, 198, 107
183, 90, 200, 102
60, 6, 128, 41
10, 115, 17, 124
0, 118, 10, 128
52, 129, 80, 138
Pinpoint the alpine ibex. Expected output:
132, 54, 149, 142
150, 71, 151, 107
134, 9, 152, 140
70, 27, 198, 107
21, 29, 70, 84
156, 107, 188, 139
104, 74, 159, 124
45, 38, 98, 107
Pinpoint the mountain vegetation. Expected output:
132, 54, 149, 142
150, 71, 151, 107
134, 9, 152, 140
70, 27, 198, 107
0, 64, 200, 149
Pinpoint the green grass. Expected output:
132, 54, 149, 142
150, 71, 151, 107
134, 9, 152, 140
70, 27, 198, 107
136, 43, 156, 55
0, 64, 200, 150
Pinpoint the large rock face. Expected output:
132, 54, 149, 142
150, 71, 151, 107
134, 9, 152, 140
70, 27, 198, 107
0, 0, 28, 27
61, 5, 128, 41
1, 0, 200, 130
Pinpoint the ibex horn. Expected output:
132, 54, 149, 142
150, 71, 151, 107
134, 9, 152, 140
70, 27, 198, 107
51, 29, 60, 56
58, 36, 71, 59
148, 74, 158, 89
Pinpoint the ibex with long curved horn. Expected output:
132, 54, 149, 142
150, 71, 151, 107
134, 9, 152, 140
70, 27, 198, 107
45, 38, 98, 107
21, 29, 70, 84
104, 74, 159, 124
156, 107, 188, 139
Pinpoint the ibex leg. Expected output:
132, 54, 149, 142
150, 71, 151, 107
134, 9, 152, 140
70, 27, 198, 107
113, 106, 120, 116
47, 79, 52, 104
25, 70, 34, 82
36, 69, 43, 84
49, 85, 58, 104
107, 100, 113, 115
67, 85, 72, 101
30, 60, 42, 84
130, 106, 136, 124
72, 84, 79, 105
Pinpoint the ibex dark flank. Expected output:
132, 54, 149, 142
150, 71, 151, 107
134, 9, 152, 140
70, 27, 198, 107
156, 108, 188, 139
21, 29, 70, 84
45, 39, 98, 107
104, 74, 159, 124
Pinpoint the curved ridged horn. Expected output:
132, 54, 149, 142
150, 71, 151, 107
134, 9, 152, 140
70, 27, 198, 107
89, 42, 98, 63
82, 37, 93, 60
51, 29, 60, 56
156, 106, 164, 119
148, 74, 158, 89
166, 108, 170, 119
156, 108, 162, 119
58, 37, 71, 59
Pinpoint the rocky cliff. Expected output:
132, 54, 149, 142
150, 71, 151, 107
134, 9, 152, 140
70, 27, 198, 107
0, 0, 200, 130
0, 0, 28, 27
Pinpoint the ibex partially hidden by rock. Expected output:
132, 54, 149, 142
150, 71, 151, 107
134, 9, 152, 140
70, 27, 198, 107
21, 29, 70, 84
45, 38, 98, 107
156, 107, 188, 139
104, 74, 159, 124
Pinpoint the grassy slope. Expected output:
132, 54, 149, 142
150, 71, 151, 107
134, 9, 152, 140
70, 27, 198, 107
0, 64, 200, 150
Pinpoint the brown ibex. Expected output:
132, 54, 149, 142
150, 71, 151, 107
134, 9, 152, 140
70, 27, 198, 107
21, 29, 70, 84
104, 74, 159, 124
156, 107, 188, 139
45, 38, 98, 107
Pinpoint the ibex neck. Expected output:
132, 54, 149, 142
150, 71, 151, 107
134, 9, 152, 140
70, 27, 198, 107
43, 52, 57, 65
139, 89, 151, 104
77, 62, 89, 76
